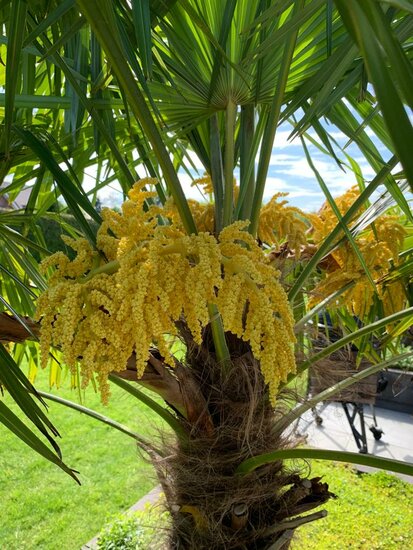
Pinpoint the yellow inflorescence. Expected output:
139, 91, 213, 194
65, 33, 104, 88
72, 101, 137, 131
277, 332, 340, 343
164, 197, 215, 233
189, 175, 310, 255
191, 175, 214, 195
308, 185, 363, 257
309, 188, 406, 317
36, 179, 296, 403
258, 193, 308, 255
217, 222, 296, 399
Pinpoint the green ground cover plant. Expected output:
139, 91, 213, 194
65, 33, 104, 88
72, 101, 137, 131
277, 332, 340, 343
0, 366, 158, 550
292, 462, 413, 550
97, 504, 170, 550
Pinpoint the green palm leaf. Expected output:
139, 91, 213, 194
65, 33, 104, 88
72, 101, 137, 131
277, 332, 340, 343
0, 345, 79, 482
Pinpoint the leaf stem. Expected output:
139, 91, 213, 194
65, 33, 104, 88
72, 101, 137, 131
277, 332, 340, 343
210, 114, 224, 233
207, 303, 231, 371
109, 374, 187, 440
236, 448, 413, 477
275, 351, 413, 434
239, 104, 255, 220
293, 306, 413, 378
36, 390, 163, 455
249, 0, 304, 236
223, 99, 237, 227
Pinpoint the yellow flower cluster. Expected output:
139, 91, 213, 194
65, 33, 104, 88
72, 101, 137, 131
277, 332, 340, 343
185, 175, 310, 256
190, 174, 239, 203
164, 197, 215, 233
217, 222, 296, 399
258, 193, 308, 255
191, 175, 214, 195
36, 180, 296, 403
307, 185, 362, 262
309, 188, 406, 317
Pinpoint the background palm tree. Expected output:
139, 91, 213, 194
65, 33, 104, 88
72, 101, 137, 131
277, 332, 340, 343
2, 1, 413, 548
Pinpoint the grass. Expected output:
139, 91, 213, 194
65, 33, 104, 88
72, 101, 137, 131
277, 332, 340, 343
0, 366, 162, 550
292, 461, 413, 549
2, 365, 413, 549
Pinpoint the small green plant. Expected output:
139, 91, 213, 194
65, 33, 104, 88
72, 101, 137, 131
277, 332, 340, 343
97, 504, 170, 550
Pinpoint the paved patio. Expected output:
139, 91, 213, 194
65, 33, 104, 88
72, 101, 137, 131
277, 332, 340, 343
297, 402, 413, 482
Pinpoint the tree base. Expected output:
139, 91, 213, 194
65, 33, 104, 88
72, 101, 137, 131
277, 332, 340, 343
153, 333, 333, 549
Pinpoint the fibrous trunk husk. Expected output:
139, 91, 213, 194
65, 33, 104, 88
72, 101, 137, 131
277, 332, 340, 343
154, 329, 333, 549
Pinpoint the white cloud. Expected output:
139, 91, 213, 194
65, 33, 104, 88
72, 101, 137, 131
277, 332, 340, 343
262, 177, 291, 200
287, 189, 324, 199
269, 152, 303, 165
273, 154, 382, 191
277, 157, 339, 177
273, 130, 297, 149
179, 173, 209, 201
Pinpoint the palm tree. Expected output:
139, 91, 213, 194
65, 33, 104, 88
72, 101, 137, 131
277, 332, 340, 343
2, 1, 413, 548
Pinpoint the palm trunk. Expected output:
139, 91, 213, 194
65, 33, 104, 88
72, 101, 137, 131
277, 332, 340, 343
155, 327, 332, 549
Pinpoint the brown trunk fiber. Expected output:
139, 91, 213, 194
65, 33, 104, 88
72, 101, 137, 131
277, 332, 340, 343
154, 331, 332, 549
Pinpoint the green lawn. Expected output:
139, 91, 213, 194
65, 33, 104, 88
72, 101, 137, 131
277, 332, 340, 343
292, 461, 413, 550
0, 367, 160, 550
2, 367, 413, 550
